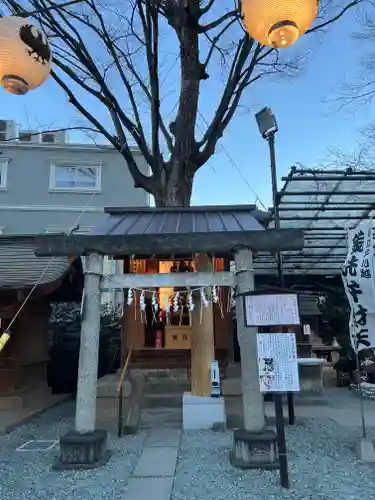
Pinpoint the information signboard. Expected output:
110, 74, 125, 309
244, 293, 300, 327
257, 333, 300, 393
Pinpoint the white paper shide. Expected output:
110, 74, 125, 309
257, 333, 300, 393
342, 220, 375, 352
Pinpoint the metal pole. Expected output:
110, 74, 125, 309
118, 386, 124, 437
355, 351, 367, 439
268, 133, 284, 287
267, 132, 295, 427
274, 392, 290, 489
267, 132, 290, 488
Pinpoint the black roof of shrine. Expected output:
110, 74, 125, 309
35, 205, 304, 257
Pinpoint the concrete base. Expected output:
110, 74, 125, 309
356, 438, 375, 463
53, 429, 110, 470
230, 428, 279, 470
182, 392, 226, 430
298, 358, 326, 394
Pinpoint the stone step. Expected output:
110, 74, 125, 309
225, 364, 241, 379
144, 382, 190, 395
140, 407, 182, 428
142, 393, 183, 409
0, 384, 52, 411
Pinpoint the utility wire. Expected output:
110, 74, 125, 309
197, 110, 268, 211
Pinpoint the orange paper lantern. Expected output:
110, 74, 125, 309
0, 16, 52, 95
241, 0, 319, 48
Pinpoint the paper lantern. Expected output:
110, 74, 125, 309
0, 16, 52, 95
241, 0, 319, 49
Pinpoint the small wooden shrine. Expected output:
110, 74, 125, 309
36, 204, 303, 397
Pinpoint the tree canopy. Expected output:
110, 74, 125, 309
1, 0, 364, 205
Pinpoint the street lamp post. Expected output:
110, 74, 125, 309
255, 107, 295, 488
255, 108, 284, 283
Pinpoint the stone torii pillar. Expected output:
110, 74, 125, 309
54, 252, 110, 470
230, 247, 278, 469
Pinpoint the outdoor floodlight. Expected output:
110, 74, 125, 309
255, 107, 278, 139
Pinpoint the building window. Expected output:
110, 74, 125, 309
0, 160, 8, 189
50, 164, 101, 192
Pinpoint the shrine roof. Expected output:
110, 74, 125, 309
0, 235, 71, 289
34, 205, 304, 257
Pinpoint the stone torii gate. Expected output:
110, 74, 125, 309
35, 205, 303, 470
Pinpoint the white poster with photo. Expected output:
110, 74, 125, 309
342, 220, 375, 352
257, 333, 300, 393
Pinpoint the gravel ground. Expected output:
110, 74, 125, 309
1, 392, 375, 500
0, 401, 147, 500
173, 421, 375, 500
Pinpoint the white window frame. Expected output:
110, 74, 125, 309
49, 163, 102, 193
0, 159, 9, 190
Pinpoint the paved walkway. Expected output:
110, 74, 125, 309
126, 429, 181, 499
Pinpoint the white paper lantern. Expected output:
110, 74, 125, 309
0, 16, 52, 95
241, 0, 319, 49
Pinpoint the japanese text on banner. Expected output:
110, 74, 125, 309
342, 220, 375, 352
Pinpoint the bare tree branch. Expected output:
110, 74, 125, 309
51, 68, 154, 191
199, 0, 215, 16
200, 9, 238, 32
0, 0, 363, 206
307, 0, 362, 34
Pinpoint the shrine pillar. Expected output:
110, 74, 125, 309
54, 253, 110, 470
230, 247, 278, 470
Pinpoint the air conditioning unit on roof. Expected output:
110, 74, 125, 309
0, 119, 16, 142
18, 130, 40, 143
41, 130, 67, 144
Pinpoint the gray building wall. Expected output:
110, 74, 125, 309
0, 140, 150, 309
0, 142, 150, 234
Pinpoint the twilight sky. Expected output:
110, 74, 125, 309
1, 4, 374, 209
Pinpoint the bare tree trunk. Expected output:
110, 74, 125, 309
153, 162, 195, 207
150, 1, 201, 209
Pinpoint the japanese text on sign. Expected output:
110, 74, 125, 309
244, 293, 300, 327
257, 333, 300, 393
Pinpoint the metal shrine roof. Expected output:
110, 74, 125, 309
254, 167, 375, 275
96, 205, 269, 234
35, 205, 304, 257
